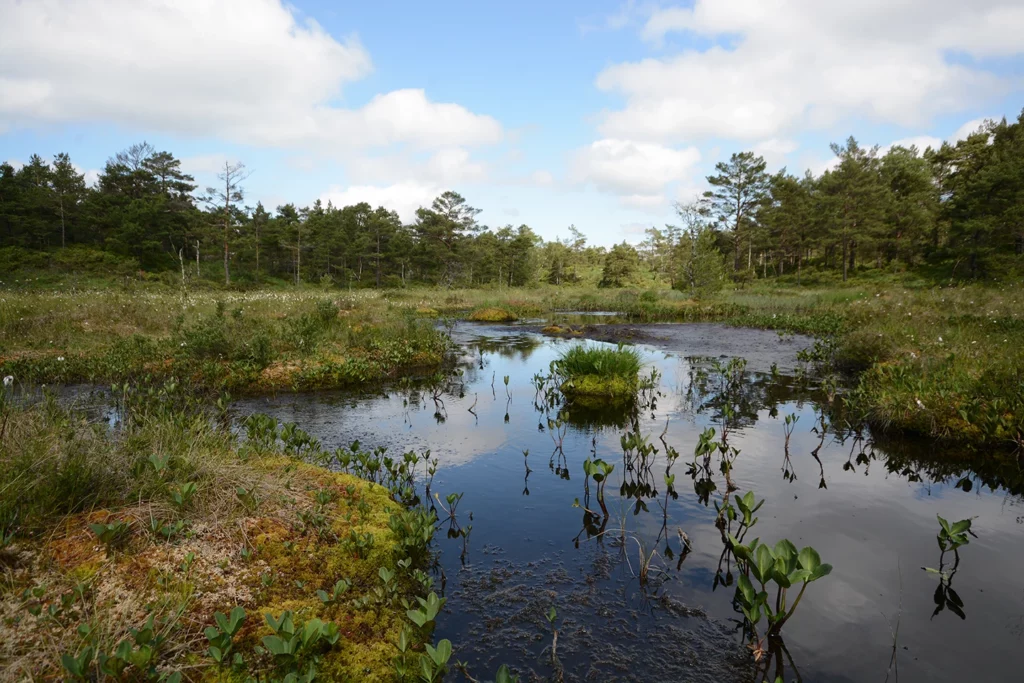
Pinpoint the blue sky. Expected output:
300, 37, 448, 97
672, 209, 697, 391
2, 0, 1022, 246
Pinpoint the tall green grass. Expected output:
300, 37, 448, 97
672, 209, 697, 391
554, 344, 643, 379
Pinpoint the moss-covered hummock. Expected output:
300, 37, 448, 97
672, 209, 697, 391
559, 374, 637, 398
0, 402, 432, 682
466, 307, 518, 322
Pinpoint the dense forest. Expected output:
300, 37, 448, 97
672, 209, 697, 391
2, 111, 1022, 289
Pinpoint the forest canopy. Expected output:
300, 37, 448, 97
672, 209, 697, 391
2, 111, 1023, 287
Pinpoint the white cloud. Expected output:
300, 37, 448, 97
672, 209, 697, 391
620, 194, 667, 210
320, 182, 439, 223
600, 1, 1021, 143
621, 222, 651, 236
425, 148, 487, 184
5, 159, 23, 171
950, 118, 992, 142
751, 138, 799, 169
180, 155, 232, 176
571, 138, 700, 196
0, 0, 501, 152
530, 170, 555, 187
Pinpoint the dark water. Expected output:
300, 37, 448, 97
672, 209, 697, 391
232, 323, 1024, 683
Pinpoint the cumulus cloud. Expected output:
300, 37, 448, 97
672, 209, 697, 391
319, 182, 440, 223
571, 139, 700, 196
530, 170, 555, 187
751, 139, 799, 169
599, 0, 1021, 143
0, 0, 501, 152
950, 118, 994, 142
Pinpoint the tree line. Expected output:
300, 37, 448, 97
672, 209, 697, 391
1, 110, 1022, 288
649, 111, 1024, 283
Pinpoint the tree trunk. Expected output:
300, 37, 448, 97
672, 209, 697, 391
842, 237, 848, 282
375, 234, 382, 288
59, 195, 66, 249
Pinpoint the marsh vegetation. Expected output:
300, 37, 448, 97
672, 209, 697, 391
3, 115, 1024, 680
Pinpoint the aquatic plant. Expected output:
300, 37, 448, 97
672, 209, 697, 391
923, 515, 977, 620
582, 458, 615, 517
934, 515, 975, 557
729, 536, 832, 640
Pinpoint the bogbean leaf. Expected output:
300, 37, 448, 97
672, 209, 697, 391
810, 563, 833, 581
950, 519, 972, 535
797, 546, 821, 572
737, 574, 756, 604
755, 544, 775, 579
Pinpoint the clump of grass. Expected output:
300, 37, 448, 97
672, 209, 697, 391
553, 344, 643, 398
466, 307, 518, 322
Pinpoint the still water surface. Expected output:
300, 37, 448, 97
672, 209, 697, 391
234, 322, 1024, 682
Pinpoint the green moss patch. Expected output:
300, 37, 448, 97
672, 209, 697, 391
466, 307, 518, 322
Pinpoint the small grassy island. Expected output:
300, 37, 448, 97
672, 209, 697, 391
553, 344, 645, 399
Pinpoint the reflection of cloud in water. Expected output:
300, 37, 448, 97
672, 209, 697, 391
233, 328, 1024, 683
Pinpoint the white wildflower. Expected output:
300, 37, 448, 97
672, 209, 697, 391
2, 375, 12, 387
57, 356, 65, 362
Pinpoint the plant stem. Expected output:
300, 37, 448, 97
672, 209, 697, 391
773, 582, 809, 633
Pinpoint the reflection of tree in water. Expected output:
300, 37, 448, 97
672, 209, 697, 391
435, 336, 1022, 680
466, 334, 542, 362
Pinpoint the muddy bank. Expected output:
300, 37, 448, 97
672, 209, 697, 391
520, 322, 813, 374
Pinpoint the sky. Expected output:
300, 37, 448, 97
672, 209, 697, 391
1, 0, 1022, 246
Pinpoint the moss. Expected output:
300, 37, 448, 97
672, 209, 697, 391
466, 307, 518, 322
560, 374, 637, 398
236, 463, 410, 682
1, 436, 426, 681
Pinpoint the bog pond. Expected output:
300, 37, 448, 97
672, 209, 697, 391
157, 321, 1023, 681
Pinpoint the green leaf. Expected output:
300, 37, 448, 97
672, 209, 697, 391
788, 568, 811, 584
772, 567, 792, 589
209, 645, 223, 662
773, 539, 797, 563
798, 546, 821, 572
810, 563, 833, 581
936, 515, 951, 535
755, 544, 775, 578
737, 574, 756, 604
950, 519, 972, 535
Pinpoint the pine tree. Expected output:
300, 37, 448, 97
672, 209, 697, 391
704, 152, 770, 272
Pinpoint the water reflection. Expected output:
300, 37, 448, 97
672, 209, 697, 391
225, 326, 1024, 683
